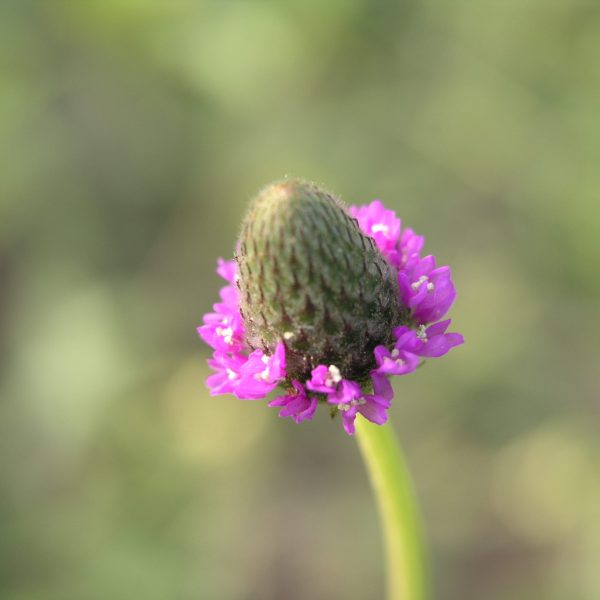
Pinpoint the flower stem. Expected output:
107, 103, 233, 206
355, 418, 429, 600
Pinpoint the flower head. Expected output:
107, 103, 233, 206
198, 179, 463, 435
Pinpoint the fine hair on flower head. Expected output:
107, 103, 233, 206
198, 179, 463, 435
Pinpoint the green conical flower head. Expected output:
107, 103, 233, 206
236, 180, 409, 383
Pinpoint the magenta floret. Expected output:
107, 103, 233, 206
268, 381, 318, 424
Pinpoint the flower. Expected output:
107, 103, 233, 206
196, 260, 244, 353
268, 381, 318, 424
236, 343, 286, 399
326, 378, 391, 435
205, 351, 247, 397
394, 321, 464, 358
198, 180, 463, 435
373, 343, 420, 376
306, 364, 343, 394
398, 256, 456, 324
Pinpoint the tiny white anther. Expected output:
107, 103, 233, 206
255, 367, 270, 381
416, 324, 428, 342
426, 282, 435, 292
261, 354, 270, 364
411, 275, 429, 291
226, 368, 237, 380
391, 348, 400, 358
216, 326, 234, 345
372, 224, 389, 234
283, 331, 294, 340
326, 365, 342, 387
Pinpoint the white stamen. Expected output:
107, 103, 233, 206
283, 331, 294, 340
326, 365, 342, 387
411, 275, 429, 291
216, 326, 234, 345
372, 224, 389, 234
255, 367, 270, 381
384, 355, 405, 369
261, 354, 270, 364
338, 396, 366, 411
426, 282, 435, 292
416, 324, 428, 342
389, 348, 406, 367
226, 368, 237, 380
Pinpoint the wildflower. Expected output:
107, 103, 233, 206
198, 179, 463, 434
268, 381, 318, 424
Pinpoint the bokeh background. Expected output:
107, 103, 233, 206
1, 1, 599, 599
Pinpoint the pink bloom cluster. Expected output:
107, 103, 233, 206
199, 201, 463, 435
198, 259, 286, 400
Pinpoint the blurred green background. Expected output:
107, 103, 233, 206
1, 1, 599, 599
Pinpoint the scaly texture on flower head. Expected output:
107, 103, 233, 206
198, 179, 464, 435
236, 180, 408, 383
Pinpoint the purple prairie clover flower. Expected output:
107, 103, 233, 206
306, 364, 343, 394
269, 381, 318, 424
373, 344, 420, 376
327, 379, 392, 436
398, 255, 457, 324
197, 259, 244, 353
236, 342, 286, 399
399, 227, 425, 271
205, 351, 247, 397
198, 179, 463, 435
216, 257, 238, 284
198, 310, 244, 354
394, 320, 464, 358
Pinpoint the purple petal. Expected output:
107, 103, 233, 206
214, 285, 240, 313
278, 395, 307, 417
398, 228, 424, 270
216, 258, 238, 283
206, 351, 248, 396
306, 364, 342, 394
358, 399, 389, 425
424, 319, 451, 337
393, 327, 420, 352
349, 200, 402, 263
197, 315, 244, 353
415, 332, 464, 358
268, 381, 318, 424
370, 373, 394, 402
342, 407, 359, 435
269, 341, 286, 380
373, 345, 419, 376
327, 379, 362, 405
236, 345, 286, 400
398, 256, 457, 325
294, 396, 318, 423
409, 320, 464, 358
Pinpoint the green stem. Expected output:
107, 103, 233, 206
355, 417, 429, 600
